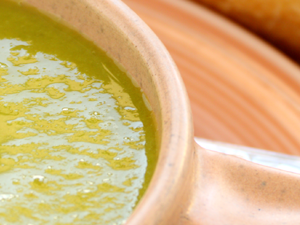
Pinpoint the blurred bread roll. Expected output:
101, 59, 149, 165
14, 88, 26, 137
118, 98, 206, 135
192, 0, 300, 62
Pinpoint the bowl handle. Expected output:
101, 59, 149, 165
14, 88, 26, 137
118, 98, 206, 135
182, 141, 300, 224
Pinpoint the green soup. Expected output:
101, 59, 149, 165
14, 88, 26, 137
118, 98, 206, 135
0, 0, 158, 224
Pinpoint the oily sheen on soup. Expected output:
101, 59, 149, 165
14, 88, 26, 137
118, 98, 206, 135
0, 1, 157, 224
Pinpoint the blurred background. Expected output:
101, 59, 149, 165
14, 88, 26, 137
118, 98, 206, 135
191, 0, 300, 63
123, 0, 300, 156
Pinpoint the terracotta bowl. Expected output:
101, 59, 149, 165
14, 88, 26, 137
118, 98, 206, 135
21, 0, 300, 224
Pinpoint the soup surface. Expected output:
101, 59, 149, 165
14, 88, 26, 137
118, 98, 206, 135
0, 1, 157, 224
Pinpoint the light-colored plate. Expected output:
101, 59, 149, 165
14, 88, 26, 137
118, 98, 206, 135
196, 138, 300, 174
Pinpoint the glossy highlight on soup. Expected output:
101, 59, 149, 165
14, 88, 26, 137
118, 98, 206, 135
0, 0, 157, 224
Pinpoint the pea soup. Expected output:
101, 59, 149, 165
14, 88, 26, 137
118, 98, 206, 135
0, 0, 157, 224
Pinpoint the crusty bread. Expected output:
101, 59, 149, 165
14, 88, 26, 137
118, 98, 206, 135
192, 0, 300, 62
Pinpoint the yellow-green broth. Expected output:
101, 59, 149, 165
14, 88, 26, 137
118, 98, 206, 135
0, 0, 158, 224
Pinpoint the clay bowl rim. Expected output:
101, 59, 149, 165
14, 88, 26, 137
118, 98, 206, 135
106, 1, 195, 223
